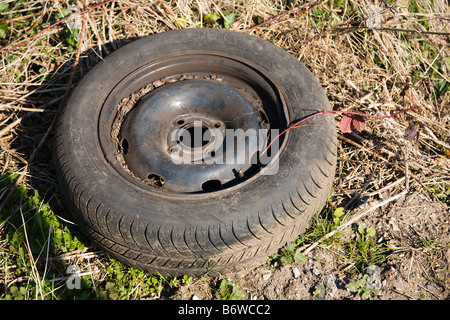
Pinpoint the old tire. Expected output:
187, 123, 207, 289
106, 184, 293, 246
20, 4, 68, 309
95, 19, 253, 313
55, 28, 337, 277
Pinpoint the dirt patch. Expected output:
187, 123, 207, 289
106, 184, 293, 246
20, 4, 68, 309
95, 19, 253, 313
170, 195, 449, 300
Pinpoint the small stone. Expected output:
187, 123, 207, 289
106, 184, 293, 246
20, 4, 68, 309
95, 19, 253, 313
389, 217, 401, 232
292, 267, 301, 279
263, 272, 272, 281
322, 274, 338, 298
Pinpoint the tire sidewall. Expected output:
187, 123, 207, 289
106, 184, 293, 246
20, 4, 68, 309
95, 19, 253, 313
59, 28, 334, 229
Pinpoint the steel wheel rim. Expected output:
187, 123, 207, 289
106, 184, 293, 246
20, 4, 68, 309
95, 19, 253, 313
98, 53, 289, 194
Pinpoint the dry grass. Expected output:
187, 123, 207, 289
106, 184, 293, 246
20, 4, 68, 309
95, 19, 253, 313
0, 0, 449, 299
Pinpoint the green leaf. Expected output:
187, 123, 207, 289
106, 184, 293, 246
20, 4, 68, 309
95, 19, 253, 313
0, 3, 9, 12
109, 292, 119, 300
204, 12, 220, 24
357, 278, 366, 287
358, 223, 366, 235
105, 282, 115, 291
151, 276, 159, 285
333, 207, 344, 218
230, 285, 243, 300
348, 282, 358, 292
217, 279, 243, 300
0, 22, 8, 39
222, 12, 236, 29
366, 264, 378, 274
366, 227, 376, 238
284, 242, 295, 253
433, 80, 449, 98
56, 8, 69, 19
280, 255, 291, 266
361, 288, 371, 299
294, 249, 305, 263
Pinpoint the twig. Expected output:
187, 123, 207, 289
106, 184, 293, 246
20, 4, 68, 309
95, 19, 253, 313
0, 118, 22, 138
0, 0, 114, 57
249, 0, 322, 30
344, 163, 379, 210
340, 26, 450, 36
407, 251, 414, 285
346, 131, 424, 172
159, 0, 185, 28
337, 133, 420, 181
403, 149, 409, 191
392, 287, 414, 299
365, 177, 405, 197
19, 199, 43, 299
0, 18, 87, 213
295, 0, 400, 46
1, 105, 47, 113
0, 140, 28, 164
302, 189, 407, 255
0, 94, 66, 140
417, 283, 440, 299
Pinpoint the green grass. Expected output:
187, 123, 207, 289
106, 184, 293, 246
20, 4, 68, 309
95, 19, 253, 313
268, 191, 393, 278
344, 223, 390, 272
0, 171, 178, 300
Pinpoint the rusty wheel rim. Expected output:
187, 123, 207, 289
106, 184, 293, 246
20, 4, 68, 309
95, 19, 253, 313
99, 54, 289, 194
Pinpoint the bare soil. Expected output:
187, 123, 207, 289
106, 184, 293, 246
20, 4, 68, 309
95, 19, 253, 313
170, 192, 449, 300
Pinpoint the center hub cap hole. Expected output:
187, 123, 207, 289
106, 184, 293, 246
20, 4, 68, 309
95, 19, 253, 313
179, 125, 211, 149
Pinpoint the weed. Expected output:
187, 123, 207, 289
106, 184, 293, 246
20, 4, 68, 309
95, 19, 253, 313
425, 179, 450, 203
204, 10, 236, 29
433, 80, 450, 99
295, 205, 345, 249
268, 242, 305, 267
215, 279, 243, 300
332, 207, 345, 228
103, 259, 166, 299
348, 265, 381, 299
345, 223, 389, 272
182, 275, 193, 285
0, 172, 92, 299
414, 230, 441, 252
3, 285, 27, 300
1, 172, 171, 300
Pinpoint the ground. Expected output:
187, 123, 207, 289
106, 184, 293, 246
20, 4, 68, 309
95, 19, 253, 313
0, 0, 449, 300
172, 193, 449, 300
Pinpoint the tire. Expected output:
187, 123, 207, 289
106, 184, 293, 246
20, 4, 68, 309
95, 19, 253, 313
55, 28, 337, 277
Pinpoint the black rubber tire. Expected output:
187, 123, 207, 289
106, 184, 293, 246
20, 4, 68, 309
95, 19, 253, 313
55, 29, 337, 277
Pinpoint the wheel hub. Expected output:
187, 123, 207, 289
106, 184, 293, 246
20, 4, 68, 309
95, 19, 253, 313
100, 53, 288, 194
120, 79, 269, 193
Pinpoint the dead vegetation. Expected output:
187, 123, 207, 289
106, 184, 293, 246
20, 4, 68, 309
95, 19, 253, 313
0, 0, 449, 300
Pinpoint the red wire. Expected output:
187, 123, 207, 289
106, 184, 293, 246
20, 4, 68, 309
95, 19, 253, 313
261, 103, 418, 157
